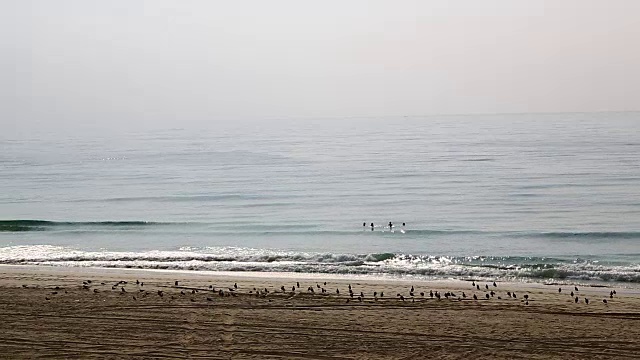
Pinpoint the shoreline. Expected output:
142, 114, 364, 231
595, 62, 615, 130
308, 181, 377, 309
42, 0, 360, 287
2, 264, 640, 358
2, 263, 639, 291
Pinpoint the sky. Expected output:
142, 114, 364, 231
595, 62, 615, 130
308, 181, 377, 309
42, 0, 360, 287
2, 0, 640, 132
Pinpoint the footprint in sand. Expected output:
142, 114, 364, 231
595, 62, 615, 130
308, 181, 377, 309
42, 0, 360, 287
221, 311, 238, 351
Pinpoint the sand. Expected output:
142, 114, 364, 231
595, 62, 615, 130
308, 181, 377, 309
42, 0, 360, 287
0, 265, 639, 359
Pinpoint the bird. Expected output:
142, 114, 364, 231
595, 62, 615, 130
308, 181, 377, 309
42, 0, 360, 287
336, 288, 340, 294
429, 290, 434, 298
462, 292, 466, 298
525, 300, 529, 305
234, 283, 238, 289
473, 294, 478, 300
476, 285, 480, 290
136, 279, 139, 285
399, 295, 405, 301
296, 282, 300, 288
317, 283, 321, 289
281, 286, 285, 292
292, 286, 296, 292
175, 281, 179, 286
360, 292, 364, 298
472, 281, 475, 287
485, 293, 490, 299
410, 285, 414, 293
512, 292, 517, 298
420, 292, 424, 297
121, 287, 126, 293
348, 284, 351, 290
324, 282, 327, 286
613, 290, 617, 295
380, 291, 384, 298
524, 294, 529, 300
180, 290, 185, 296
603, 299, 608, 304
485, 284, 489, 290
133, 296, 137, 300
575, 296, 579, 303
507, 291, 511, 297
571, 291, 574, 297
585, 298, 589, 304
575, 286, 579, 292
558, 287, 562, 293
158, 290, 164, 297
493, 282, 497, 287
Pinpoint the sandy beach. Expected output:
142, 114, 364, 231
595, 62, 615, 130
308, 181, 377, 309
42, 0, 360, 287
0, 265, 639, 359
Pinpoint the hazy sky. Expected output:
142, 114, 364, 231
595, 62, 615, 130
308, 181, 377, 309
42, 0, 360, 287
3, 0, 640, 131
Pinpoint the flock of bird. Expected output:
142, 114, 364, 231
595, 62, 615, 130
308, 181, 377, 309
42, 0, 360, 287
29, 278, 620, 307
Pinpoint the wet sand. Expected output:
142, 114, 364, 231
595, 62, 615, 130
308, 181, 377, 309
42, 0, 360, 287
1, 265, 639, 359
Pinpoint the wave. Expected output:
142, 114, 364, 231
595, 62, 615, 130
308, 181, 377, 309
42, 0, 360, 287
0, 220, 478, 235
0, 220, 166, 232
1, 246, 639, 284
532, 231, 640, 240
2, 221, 639, 243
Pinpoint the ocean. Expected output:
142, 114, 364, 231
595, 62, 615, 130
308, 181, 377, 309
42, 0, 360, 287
2, 113, 639, 285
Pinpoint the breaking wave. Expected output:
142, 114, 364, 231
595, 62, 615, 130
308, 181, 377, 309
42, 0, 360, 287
1, 245, 638, 284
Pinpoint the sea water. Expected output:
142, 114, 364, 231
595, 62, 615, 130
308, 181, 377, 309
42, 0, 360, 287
1, 113, 639, 284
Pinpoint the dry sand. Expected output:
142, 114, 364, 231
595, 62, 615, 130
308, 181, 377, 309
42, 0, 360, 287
0, 265, 639, 359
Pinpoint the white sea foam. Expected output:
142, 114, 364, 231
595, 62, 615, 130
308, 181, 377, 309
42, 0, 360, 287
1, 245, 638, 285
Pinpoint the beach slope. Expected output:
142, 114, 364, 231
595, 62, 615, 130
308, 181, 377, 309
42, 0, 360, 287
0, 266, 638, 359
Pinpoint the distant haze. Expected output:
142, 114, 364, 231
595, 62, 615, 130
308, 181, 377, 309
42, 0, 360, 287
3, 0, 640, 132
